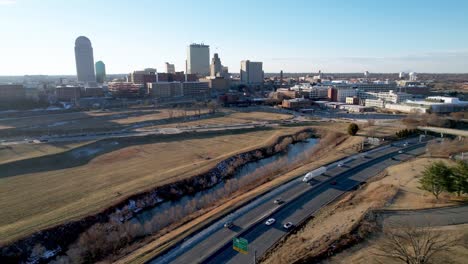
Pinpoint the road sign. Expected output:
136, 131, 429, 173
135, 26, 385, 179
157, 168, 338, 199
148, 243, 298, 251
233, 237, 248, 254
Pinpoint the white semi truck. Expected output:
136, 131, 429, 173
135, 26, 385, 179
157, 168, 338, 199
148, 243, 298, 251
302, 166, 327, 182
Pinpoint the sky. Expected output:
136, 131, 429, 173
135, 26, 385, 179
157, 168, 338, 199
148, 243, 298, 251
1, 0, 468, 75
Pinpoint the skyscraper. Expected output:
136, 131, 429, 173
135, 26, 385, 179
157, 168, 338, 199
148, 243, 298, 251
210, 53, 222, 77
165, 62, 175, 74
186, 43, 210, 76
240, 60, 264, 84
95, 61, 106, 83
74, 36, 96, 83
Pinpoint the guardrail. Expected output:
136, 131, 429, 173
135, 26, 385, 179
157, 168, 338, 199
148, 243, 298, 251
199, 142, 427, 263
147, 138, 425, 264
255, 143, 428, 263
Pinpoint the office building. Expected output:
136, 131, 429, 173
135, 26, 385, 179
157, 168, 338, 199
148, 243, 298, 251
328, 87, 357, 102
187, 43, 210, 76
365, 99, 385, 108
201, 77, 230, 93
240, 60, 264, 84
55, 85, 81, 101
108, 82, 143, 98
95, 61, 106, 83
166, 62, 175, 74
74, 36, 96, 83
182, 82, 209, 98
128, 68, 157, 94
210, 53, 223, 77
346, 96, 359, 105
290, 83, 329, 99
81, 87, 104, 98
282, 98, 311, 109
156, 72, 197, 82
358, 90, 412, 104
148, 82, 183, 98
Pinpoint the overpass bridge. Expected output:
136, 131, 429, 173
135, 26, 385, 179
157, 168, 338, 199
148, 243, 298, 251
418, 126, 468, 138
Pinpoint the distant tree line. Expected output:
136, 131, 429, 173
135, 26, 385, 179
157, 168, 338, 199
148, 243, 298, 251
395, 128, 419, 139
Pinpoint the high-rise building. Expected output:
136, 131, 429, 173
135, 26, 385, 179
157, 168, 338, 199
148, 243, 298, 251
74, 36, 96, 83
95, 61, 106, 83
240, 60, 264, 84
210, 53, 223, 77
187, 43, 210, 76
165, 62, 175, 74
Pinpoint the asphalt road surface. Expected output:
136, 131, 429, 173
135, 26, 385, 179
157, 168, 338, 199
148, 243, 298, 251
150, 138, 427, 264
378, 206, 468, 227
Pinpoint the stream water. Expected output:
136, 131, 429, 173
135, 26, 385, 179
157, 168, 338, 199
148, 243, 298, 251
132, 138, 318, 226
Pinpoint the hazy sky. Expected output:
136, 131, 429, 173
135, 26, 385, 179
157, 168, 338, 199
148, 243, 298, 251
1, 0, 468, 75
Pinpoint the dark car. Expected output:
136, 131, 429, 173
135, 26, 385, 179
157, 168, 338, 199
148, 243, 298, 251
274, 198, 284, 205
330, 180, 338, 185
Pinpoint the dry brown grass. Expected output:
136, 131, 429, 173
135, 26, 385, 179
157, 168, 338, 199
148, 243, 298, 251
0, 108, 212, 135
143, 111, 293, 129
325, 224, 468, 264
0, 127, 303, 244
262, 156, 462, 264
0, 141, 93, 165
262, 175, 398, 264
385, 158, 458, 209
118, 130, 363, 264
426, 138, 468, 158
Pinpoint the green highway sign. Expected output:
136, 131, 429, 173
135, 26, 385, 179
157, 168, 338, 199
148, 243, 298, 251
233, 237, 248, 254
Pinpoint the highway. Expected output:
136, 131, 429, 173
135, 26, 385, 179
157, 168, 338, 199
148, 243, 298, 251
149, 138, 427, 264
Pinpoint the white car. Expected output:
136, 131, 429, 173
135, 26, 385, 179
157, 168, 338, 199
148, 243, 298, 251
338, 163, 344, 167
398, 150, 404, 154
283, 222, 294, 229
265, 218, 276, 226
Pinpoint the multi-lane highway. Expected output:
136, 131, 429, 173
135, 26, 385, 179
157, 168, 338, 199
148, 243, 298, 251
150, 138, 428, 264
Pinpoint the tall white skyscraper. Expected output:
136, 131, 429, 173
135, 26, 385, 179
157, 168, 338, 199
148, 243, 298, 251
240, 60, 264, 84
74, 36, 96, 83
186, 43, 210, 76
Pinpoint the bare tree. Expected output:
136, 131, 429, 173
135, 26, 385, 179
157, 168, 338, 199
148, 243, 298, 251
372, 225, 459, 264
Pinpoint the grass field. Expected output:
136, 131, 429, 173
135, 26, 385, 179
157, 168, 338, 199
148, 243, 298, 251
325, 224, 468, 264
0, 141, 93, 165
0, 108, 291, 139
139, 111, 293, 130
0, 108, 212, 136
0, 126, 305, 245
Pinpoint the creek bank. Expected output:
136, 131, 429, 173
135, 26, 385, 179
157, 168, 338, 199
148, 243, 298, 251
0, 128, 315, 263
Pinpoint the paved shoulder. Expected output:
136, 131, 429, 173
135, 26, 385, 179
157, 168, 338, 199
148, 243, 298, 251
378, 205, 468, 227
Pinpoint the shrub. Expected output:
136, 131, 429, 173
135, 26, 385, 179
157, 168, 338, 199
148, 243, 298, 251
348, 123, 359, 136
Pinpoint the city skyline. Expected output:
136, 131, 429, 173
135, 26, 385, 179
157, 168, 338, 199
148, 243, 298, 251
1, 0, 468, 75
